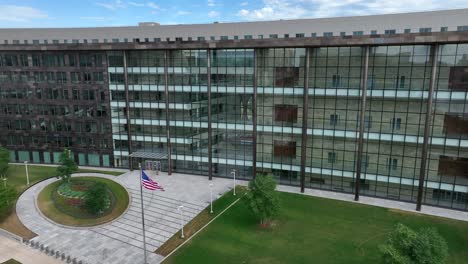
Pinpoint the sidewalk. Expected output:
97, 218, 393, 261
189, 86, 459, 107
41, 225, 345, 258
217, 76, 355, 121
0, 236, 61, 264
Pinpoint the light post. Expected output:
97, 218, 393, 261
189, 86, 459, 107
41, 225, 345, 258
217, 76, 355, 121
231, 169, 236, 196
177, 205, 185, 239
209, 183, 213, 214
24, 161, 29, 186
2, 177, 6, 189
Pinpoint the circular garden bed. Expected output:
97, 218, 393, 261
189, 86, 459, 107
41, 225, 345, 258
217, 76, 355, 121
37, 177, 129, 227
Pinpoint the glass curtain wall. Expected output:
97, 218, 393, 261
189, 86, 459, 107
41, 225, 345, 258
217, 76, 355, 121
256, 48, 305, 185
363, 45, 431, 202
210, 49, 255, 180
306, 47, 362, 192
168, 50, 210, 175
426, 44, 468, 210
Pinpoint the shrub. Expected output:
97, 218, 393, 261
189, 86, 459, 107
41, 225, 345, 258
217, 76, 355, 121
85, 182, 108, 215
379, 223, 448, 264
0, 185, 17, 219
244, 173, 280, 225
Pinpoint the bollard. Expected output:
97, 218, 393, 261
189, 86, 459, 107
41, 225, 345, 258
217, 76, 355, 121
45, 246, 49, 254
55, 251, 60, 259
40, 244, 44, 251
29, 241, 35, 248
66, 255, 71, 263
50, 249, 55, 256
61, 253, 66, 260
72, 257, 77, 264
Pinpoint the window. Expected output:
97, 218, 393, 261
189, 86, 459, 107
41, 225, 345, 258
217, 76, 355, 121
274, 104, 298, 123
197, 36, 205, 41
384, 29, 396, 34
244, 35, 252, 39
330, 114, 339, 126
220, 36, 228, 40
404, 28, 411, 33
52, 40, 59, 44
19, 55, 28, 67
387, 158, 398, 171
391, 118, 401, 130
295, 33, 305, 38
323, 32, 333, 37
284, 34, 289, 38
93, 72, 103, 83
365, 116, 372, 129
440, 27, 448, 32
92, 39, 99, 43
83, 72, 92, 83
396, 75, 406, 88
79, 54, 92, 67
419, 27, 431, 33
273, 141, 296, 157
311, 33, 317, 37
33, 40, 39, 44
210, 36, 215, 40
328, 152, 337, 163
362, 155, 369, 170
353, 31, 363, 36
370, 30, 377, 35
112, 38, 119, 43
71, 72, 80, 83
332, 75, 341, 87
269, 34, 278, 39
154, 38, 161, 42
457, 26, 468, 31
258, 35, 263, 39
175, 37, 183, 41
340, 32, 346, 36
234, 36, 239, 40
72, 39, 79, 44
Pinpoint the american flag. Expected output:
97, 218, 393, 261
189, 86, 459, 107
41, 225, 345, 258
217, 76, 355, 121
141, 170, 164, 191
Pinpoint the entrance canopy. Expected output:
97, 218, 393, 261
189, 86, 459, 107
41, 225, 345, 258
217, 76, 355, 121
129, 150, 168, 160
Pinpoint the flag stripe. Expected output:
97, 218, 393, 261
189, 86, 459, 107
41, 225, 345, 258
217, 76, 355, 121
141, 170, 164, 191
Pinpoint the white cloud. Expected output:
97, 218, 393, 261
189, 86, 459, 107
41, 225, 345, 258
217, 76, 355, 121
237, 0, 468, 21
208, 10, 220, 17
240, 2, 249, 6
0, 5, 48, 22
208, 0, 215, 7
96, 0, 125, 10
128, 1, 145, 7
147, 2, 159, 9
176, 11, 192, 15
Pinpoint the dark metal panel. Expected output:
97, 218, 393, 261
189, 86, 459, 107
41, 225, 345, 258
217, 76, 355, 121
354, 46, 370, 201
164, 50, 172, 175
300, 48, 311, 193
416, 44, 439, 211
1, 32, 467, 51
207, 49, 213, 180
123, 50, 133, 170
252, 49, 258, 179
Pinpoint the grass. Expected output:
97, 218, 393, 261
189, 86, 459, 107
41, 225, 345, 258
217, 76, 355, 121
164, 191, 468, 264
156, 188, 245, 256
37, 176, 129, 227
0, 164, 125, 238
1, 259, 22, 264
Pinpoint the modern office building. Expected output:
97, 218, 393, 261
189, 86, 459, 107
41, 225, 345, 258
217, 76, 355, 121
1, 9, 468, 211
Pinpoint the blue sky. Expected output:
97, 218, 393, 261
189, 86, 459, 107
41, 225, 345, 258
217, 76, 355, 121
0, 0, 467, 28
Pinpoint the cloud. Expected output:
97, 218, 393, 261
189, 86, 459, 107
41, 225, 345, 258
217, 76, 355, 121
208, 11, 220, 17
240, 2, 249, 6
128, 1, 145, 7
237, 0, 468, 21
176, 11, 192, 15
147, 2, 159, 9
208, 0, 215, 7
0, 5, 48, 22
96, 0, 125, 10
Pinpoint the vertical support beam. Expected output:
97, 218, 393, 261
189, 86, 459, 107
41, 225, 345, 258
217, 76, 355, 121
207, 49, 213, 180
354, 46, 370, 201
252, 49, 258, 179
300, 48, 311, 193
164, 50, 172, 175
416, 44, 439, 211
123, 50, 133, 170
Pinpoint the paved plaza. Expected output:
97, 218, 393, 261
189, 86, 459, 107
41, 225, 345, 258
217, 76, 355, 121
15, 171, 234, 264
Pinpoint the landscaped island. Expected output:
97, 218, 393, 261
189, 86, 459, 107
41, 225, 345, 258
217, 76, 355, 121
37, 177, 129, 227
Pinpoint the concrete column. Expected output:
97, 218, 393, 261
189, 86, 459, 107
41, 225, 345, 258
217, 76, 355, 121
416, 44, 439, 211
207, 49, 213, 180
300, 48, 311, 193
354, 46, 370, 201
252, 49, 258, 179
123, 50, 133, 171
164, 50, 172, 175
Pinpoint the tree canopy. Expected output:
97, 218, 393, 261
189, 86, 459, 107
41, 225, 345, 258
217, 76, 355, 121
244, 173, 280, 225
379, 223, 448, 264
56, 149, 78, 183
0, 145, 10, 179
85, 182, 108, 215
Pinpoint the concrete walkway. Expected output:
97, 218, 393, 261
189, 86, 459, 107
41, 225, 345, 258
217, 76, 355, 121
0, 236, 62, 264
16, 171, 233, 264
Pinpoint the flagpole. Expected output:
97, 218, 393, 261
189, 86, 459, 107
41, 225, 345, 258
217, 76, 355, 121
139, 163, 148, 264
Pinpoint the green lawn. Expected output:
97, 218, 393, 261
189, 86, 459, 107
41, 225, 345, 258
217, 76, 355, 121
165, 191, 468, 264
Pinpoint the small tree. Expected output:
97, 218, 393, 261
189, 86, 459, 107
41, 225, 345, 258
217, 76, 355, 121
0, 145, 10, 180
0, 184, 17, 219
244, 173, 280, 225
379, 223, 448, 264
85, 182, 108, 215
56, 149, 78, 183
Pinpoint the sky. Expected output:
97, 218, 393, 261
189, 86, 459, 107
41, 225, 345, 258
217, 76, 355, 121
0, 0, 467, 28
